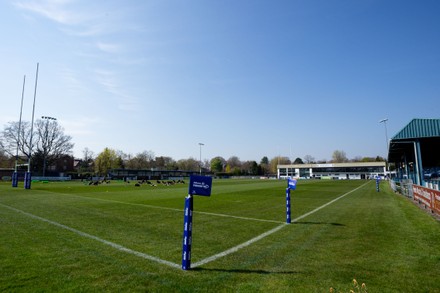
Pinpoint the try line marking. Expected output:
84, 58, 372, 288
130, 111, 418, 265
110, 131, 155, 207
0, 181, 369, 269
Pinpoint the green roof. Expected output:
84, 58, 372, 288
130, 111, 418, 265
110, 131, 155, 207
391, 118, 440, 140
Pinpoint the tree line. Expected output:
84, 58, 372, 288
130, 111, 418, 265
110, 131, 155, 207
0, 120, 386, 177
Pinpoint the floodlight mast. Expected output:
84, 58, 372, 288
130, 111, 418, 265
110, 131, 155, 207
199, 143, 204, 175
379, 118, 389, 174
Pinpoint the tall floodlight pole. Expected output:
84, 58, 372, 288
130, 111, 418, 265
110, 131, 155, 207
25, 63, 39, 189
41, 116, 57, 177
379, 118, 389, 175
199, 143, 204, 175
12, 75, 26, 187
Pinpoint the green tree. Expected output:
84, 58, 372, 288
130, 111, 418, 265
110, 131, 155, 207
269, 156, 291, 174
210, 156, 225, 173
293, 157, 304, 164
242, 160, 259, 175
259, 156, 270, 175
95, 148, 121, 176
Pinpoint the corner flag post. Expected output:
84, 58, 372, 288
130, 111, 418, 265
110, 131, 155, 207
182, 195, 193, 270
286, 178, 297, 224
181, 175, 212, 270
286, 187, 291, 223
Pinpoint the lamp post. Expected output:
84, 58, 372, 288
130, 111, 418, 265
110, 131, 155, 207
41, 116, 57, 177
379, 118, 389, 175
199, 143, 204, 175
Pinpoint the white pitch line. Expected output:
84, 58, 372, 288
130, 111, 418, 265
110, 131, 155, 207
191, 223, 287, 268
191, 181, 370, 268
49, 192, 283, 224
1, 181, 370, 270
195, 210, 282, 223
290, 181, 369, 223
0, 202, 180, 269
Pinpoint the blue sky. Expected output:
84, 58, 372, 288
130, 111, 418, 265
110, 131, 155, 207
1, 0, 439, 162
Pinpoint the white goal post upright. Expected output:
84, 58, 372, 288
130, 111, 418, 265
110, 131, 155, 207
25, 63, 39, 190
12, 75, 26, 188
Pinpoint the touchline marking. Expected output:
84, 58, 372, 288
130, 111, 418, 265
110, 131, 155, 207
0, 202, 180, 269
191, 181, 370, 268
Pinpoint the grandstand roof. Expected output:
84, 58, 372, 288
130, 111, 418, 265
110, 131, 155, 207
388, 118, 440, 165
391, 118, 440, 140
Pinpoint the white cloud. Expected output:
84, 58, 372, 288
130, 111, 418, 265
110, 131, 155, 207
13, 0, 86, 25
93, 68, 140, 112
96, 41, 122, 54
94, 69, 118, 93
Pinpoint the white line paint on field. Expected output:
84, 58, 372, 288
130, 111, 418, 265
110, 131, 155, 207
191, 181, 370, 268
1, 181, 370, 270
0, 202, 180, 269
191, 223, 287, 268
290, 181, 369, 223
52, 193, 284, 224
195, 210, 282, 223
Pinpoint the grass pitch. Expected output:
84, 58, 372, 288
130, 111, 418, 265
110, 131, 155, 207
1, 179, 439, 292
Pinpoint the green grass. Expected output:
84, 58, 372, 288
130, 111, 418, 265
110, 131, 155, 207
1, 179, 439, 292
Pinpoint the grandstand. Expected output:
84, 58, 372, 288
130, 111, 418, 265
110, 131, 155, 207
388, 118, 440, 187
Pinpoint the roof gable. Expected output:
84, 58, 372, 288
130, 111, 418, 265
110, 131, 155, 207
392, 118, 440, 140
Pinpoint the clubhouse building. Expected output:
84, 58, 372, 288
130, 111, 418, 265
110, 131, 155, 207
277, 162, 386, 180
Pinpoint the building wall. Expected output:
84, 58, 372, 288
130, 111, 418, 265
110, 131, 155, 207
277, 162, 386, 179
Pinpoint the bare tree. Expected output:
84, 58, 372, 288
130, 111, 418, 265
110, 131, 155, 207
78, 147, 95, 173
0, 148, 14, 168
155, 156, 177, 170
177, 158, 199, 171
303, 155, 315, 164
331, 150, 348, 163
1, 121, 33, 159
126, 150, 155, 169
35, 119, 74, 176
